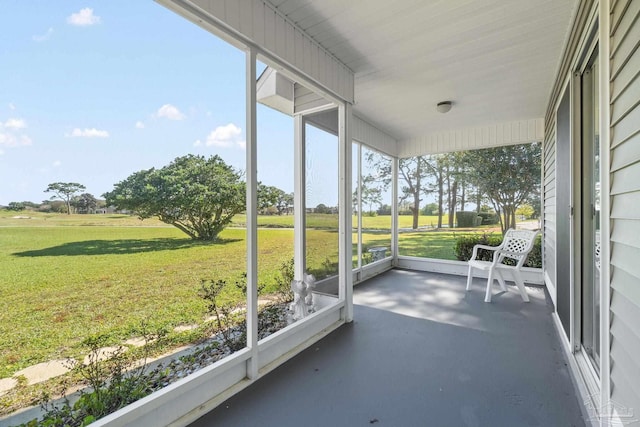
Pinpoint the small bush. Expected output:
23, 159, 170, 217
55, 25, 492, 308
454, 233, 542, 268
199, 275, 250, 351
456, 211, 479, 227
273, 258, 295, 303
477, 212, 499, 225
19, 331, 164, 427
454, 233, 503, 262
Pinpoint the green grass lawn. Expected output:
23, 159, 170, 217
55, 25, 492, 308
0, 210, 495, 380
232, 212, 450, 230
0, 213, 303, 378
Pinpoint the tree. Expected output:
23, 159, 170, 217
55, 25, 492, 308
73, 193, 98, 214
257, 184, 292, 215
275, 192, 294, 215
359, 176, 383, 214
364, 151, 430, 230
45, 182, 86, 215
104, 154, 245, 241
6, 202, 25, 211
516, 203, 535, 220
462, 143, 541, 234
315, 203, 331, 214
423, 156, 446, 228
421, 203, 439, 216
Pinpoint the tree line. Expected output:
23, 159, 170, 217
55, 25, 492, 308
361, 143, 541, 233
5, 143, 540, 240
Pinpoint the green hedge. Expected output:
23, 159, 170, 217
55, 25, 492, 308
454, 233, 542, 268
456, 211, 481, 227
477, 212, 499, 225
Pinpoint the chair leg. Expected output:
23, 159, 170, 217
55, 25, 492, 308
466, 265, 474, 291
484, 269, 495, 303
495, 270, 507, 291
513, 271, 530, 302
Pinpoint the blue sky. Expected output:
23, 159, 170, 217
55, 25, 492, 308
0, 1, 340, 207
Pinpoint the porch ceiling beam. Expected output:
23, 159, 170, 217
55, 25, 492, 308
397, 118, 544, 158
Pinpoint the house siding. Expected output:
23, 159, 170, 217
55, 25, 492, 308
543, 115, 556, 304
609, 0, 640, 412
184, 0, 355, 104
398, 118, 544, 157
352, 116, 398, 158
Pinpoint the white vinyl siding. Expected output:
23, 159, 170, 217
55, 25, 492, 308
179, 0, 354, 103
352, 116, 398, 158
398, 118, 544, 157
543, 119, 556, 300
294, 84, 331, 114
609, 0, 640, 413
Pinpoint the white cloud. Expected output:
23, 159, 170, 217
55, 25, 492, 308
135, 121, 145, 129
53, 160, 62, 167
67, 8, 101, 26
8, 103, 15, 110
66, 128, 109, 138
4, 118, 27, 130
32, 27, 54, 42
193, 139, 202, 147
156, 104, 185, 121
0, 132, 32, 147
0, 149, 4, 155
204, 123, 245, 149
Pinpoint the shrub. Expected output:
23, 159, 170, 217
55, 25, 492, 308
19, 332, 165, 427
273, 257, 295, 303
6, 202, 25, 211
456, 211, 480, 227
199, 275, 254, 351
376, 204, 391, 215
454, 233, 503, 262
477, 212, 499, 225
525, 235, 542, 268
454, 233, 542, 268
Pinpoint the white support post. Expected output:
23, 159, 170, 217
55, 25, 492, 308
391, 156, 399, 265
294, 114, 306, 280
357, 143, 362, 269
245, 47, 258, 380
338, 102, 353, 322
598, 0, 611, 417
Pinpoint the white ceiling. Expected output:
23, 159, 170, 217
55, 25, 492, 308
266, 0, 578, 143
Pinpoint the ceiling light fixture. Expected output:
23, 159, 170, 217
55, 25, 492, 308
436, 101, 452, 113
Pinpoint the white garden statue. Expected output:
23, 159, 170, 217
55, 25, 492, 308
289, 273, 316, 321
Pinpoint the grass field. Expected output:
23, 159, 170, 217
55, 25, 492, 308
0, 210, 490, 380
232, 213, 451, 229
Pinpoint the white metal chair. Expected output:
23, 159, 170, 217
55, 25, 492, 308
465, 229, 540, 302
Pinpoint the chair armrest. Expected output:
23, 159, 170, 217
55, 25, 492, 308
498, 249, 524, 257
471, 243, 499, 261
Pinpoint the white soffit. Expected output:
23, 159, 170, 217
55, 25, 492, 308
266, 0, 578, 154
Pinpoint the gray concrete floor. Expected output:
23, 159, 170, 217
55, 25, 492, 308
190, 269, 586, 427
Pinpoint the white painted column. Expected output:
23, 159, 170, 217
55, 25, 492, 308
391, 156, 399, 265
338, 102, 353, 322
294, 114, 306, 280
356, 142, 362, 269
245, 47, 258, 380
598, 0, 611, 416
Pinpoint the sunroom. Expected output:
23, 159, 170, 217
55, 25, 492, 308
17, 0, 638, 426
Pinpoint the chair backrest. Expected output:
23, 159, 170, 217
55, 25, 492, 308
498, 229, 539, 266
